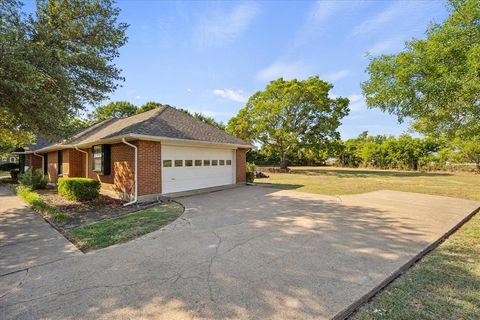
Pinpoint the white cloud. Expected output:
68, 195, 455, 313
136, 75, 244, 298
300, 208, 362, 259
194, 3, 260, 49
323, 69, 350, 82
187, 88, 192, 92
352, 1, 434, 36
347, 94, 367, 112
291, 1, 357, 50
255, 61, 311, 82
212, 89, 248, 103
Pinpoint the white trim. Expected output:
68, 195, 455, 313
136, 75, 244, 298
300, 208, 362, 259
121, 138, 138, 206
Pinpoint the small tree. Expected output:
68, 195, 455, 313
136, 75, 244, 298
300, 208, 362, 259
227, 76, 349, 169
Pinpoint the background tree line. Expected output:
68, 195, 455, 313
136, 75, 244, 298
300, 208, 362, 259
245, 131, 479, 172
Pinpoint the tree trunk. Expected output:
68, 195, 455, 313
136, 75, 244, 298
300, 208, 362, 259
280, 153, 288, 170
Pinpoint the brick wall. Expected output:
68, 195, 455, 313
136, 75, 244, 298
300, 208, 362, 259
26, 154, 42, 171
86, 143, 135, 198
47, 151, 58, 182
137, 140, 162, 196
236, 148, 247, 183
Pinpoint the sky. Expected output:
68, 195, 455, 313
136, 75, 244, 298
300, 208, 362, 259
27, 0, 450, 139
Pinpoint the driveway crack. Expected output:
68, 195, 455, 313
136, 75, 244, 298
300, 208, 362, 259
206, 231, 222, 303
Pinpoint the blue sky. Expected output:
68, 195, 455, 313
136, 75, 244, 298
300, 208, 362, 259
28, 0, 449, 139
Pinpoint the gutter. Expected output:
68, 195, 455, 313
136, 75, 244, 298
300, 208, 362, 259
74, 146, 89, 178
32, 152, 44, 176
121, 138, 138, 206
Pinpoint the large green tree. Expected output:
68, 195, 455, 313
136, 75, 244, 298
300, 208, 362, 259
361, 0, 480, 139
227, 76, 349, 169
0, 0, 127, 148
88, 101, 137, 123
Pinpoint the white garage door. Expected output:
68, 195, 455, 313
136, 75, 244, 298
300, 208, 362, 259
161, 145, 236, 194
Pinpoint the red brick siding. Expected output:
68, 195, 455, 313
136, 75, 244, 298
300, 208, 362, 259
26, 154, 42, 171
137, 141, 162, 196
236, 148, 247, 183
86, 144, 135, 197
67, 149, 84, 177
47, 151, 58, 183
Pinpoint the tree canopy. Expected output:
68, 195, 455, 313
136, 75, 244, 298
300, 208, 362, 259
0, 0, 128, 148
227, 76, 349, 168
88, 101, 137, 123
136, 101, 163, 114
361, 0, 480, 139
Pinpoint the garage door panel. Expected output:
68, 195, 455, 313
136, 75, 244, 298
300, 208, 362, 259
161, 145, 235, 194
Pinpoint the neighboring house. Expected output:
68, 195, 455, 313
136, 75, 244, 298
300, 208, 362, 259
14, 106, 251, 201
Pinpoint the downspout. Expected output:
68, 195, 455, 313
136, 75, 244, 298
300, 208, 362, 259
121, 138, 138, 206
33, 152, 44, 176
74, 146, 88, 178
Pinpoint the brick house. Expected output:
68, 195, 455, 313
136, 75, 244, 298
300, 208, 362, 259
15, 106, 251, 202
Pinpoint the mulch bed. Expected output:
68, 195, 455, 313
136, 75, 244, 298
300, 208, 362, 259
36, 188, 162, 229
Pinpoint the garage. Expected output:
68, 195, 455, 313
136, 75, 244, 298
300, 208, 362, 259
161, 144, 236, 194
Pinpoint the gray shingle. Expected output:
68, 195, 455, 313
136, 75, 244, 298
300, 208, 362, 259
64, 105, 249, 147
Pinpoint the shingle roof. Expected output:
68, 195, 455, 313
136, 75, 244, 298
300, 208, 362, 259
30, 105, 249, 151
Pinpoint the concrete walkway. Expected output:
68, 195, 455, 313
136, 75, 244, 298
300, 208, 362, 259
0, 186, 479, 319
0, 186, 80, 296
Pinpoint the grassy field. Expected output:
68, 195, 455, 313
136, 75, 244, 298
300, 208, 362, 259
258, 166, 480, 201
70, 203, 183, 251
258, 166, 480, 319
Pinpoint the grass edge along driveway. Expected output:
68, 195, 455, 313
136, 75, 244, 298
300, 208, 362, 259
69, 203, 184, 251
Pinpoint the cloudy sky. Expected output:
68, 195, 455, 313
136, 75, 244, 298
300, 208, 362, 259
30, 0, 450, 139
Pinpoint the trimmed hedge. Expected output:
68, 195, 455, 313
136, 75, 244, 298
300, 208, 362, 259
58, 178, 100, 201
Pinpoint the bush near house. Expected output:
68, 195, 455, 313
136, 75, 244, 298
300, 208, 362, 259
19, 168, 48, 189
246, 162, 255, 183
58, 178, 100, 201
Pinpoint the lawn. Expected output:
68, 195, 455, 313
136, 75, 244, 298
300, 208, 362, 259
258, 166, 480, 201
70, 203, 184, 251
257, 166, 480, 319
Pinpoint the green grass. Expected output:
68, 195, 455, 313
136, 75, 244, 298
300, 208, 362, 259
70, 203, 184, 251
351, 213, 480, 320
258, 166, 480, 201
15, 185, 70, 223
257, 166, 480, 319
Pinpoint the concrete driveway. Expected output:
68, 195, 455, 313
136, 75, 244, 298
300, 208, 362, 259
1, 185, 479, 320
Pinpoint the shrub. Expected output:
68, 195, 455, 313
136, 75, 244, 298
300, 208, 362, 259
58, 178, 100, 201
0, 162, 19, 171
19, 168, 48, 189
246, 162, 256, 183
10, 169, 20, 181
16, 186, 70, 224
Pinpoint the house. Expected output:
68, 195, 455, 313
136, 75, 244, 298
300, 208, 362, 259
14, 106, 251, 202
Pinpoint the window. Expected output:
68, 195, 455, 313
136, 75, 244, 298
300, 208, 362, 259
174, 160, 183, 167
204, 160, 210, 166
163, 160, 172, 167
226, 160, 232, 165
219, 160, 225, 165
185, 160, 193, 167
58, 150, 63, 175
92, 145, 111, 175
195, 160, 202, 166
212, 160, 218, 166
43, 153, 48, 175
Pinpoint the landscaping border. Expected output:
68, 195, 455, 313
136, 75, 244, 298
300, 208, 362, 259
340, 205, 480, 320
